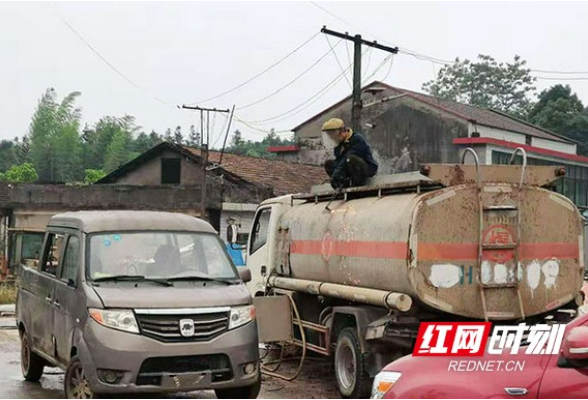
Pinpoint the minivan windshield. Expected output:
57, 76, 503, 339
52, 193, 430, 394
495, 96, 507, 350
87, 231, 238, 282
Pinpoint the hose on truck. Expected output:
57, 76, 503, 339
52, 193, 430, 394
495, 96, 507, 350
260, 292, 307, 381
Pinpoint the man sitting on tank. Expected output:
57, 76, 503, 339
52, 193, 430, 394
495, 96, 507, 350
322, 117, 378, 189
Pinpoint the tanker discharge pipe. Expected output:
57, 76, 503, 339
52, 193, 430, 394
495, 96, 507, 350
268, 276, 413, 312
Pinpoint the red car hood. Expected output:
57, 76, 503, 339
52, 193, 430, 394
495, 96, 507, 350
382, 313, 588, 399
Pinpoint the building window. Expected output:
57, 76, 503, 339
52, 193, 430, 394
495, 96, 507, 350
161, 158, 181, 184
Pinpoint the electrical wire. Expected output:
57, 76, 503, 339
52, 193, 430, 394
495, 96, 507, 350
324, 35, 352, 89
244, 47, 367, 125
45, 2, 170, 105
381, 54, 396, 82
531, 69, 588, 75
237, 38, 344, 110
534, 76, 588, 81
186, 32, 321, 105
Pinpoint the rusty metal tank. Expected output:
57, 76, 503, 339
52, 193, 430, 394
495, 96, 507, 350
272, 160, 585, 321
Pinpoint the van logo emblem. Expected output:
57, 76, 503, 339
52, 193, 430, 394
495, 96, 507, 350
179, 319, 195, 337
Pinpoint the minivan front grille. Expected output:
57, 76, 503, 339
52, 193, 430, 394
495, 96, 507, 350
135, 311, 229, 342
136, 354, 232, 386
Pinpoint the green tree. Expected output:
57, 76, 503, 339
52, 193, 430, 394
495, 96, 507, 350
164, 128, 173, 142
104, 129, 130, 173
228, 130, 246, 154
173, 126, 184, 145
14, 136, 31, 164
28, 89, 82, 182
54, 122, 82, 182
0, 163, 38, 183
422, 55, 536, 118
134, 130, 162, 154
84, 115, 138, 171
0, 140, 17, 172
84, 169, 106, 184
187, 125, 201, 147
529, 84, 588, 155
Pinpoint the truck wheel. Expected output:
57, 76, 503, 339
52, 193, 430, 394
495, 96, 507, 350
20, 330, 45, 382
64, 356, 96, 399
335, 327, 370, 399
215, 378, 261, 399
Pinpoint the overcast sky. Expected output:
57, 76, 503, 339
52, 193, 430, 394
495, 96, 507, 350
1, 1, 588, 145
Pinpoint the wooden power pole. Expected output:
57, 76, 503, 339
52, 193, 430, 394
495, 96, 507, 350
321, 26, 398, 132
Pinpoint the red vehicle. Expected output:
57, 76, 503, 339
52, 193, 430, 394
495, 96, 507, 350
372, 313, 588, 399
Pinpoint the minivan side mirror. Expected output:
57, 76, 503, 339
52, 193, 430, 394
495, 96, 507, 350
239, 268, 252, 283
562, 326, 588, 360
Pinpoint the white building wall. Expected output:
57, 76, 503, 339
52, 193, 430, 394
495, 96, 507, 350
471, 124, 526, 144
532, 137, 576, 155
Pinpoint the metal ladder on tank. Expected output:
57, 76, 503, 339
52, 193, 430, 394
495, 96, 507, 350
462, 147, 527, 321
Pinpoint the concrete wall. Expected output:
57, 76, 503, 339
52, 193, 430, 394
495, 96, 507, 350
0, 182, 208, 212
114, 150, 204, 185
292, 94, 470, 174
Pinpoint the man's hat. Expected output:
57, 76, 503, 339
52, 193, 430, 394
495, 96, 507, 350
322, 118, 345, 132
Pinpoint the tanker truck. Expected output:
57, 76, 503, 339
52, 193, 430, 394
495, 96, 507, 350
246, 149, 586, 398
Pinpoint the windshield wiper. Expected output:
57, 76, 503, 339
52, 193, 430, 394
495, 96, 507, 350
92, 275, 173, 287
166, 275, 238, 285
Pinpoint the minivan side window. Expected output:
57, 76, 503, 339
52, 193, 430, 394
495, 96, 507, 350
250, 208, 271, 254
60, 236, 80, 285
42, 233, 66, 277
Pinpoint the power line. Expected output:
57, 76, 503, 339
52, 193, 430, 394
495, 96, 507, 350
245, 46, 369, 125
531, 69, 588, 75
381, 54, 396, 82
234, 115, 292, 136
363, 47, 373, 81
324, 35, 352, 89
237, 38, 344, 110
45, 2, 170, 106
534, 76, 588, 81
186, 31, 321, 105
309, 1, 454, 66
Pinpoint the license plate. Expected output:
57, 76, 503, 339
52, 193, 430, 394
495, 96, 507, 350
161, 373, 206, 389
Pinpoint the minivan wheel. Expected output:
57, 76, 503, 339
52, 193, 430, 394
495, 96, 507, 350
335, 327, 371, 399
214, 378, 261, 399
20, 330, 45, 382
65, 356, 95, 399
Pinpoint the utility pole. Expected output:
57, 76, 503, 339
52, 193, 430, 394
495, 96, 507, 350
220, 105, 236, 165
321, 26, 398, 132
180, 105, 230, 221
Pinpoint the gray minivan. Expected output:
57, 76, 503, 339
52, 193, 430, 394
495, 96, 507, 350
16, 211, 260, 399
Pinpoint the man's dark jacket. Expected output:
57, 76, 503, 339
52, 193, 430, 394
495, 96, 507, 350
331, 132, 378, 179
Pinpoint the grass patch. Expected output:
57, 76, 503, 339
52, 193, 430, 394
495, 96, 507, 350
0, 284, 17, 305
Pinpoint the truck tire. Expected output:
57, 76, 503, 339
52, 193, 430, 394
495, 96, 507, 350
335, 327, 371, 399
64, 356, 96, 399
20, 330, 45, 382
215, 378, 261, 399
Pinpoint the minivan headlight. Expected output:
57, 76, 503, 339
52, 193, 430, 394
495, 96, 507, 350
89, 308, 139, 334
229, 305, 255, 330
371, 371, 402, 399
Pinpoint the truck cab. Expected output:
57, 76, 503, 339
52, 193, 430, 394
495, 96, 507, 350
245, 195, 301, 297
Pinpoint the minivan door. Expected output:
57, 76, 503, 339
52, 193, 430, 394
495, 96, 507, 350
53, 233, 80, 364
30, 232, 66, 357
